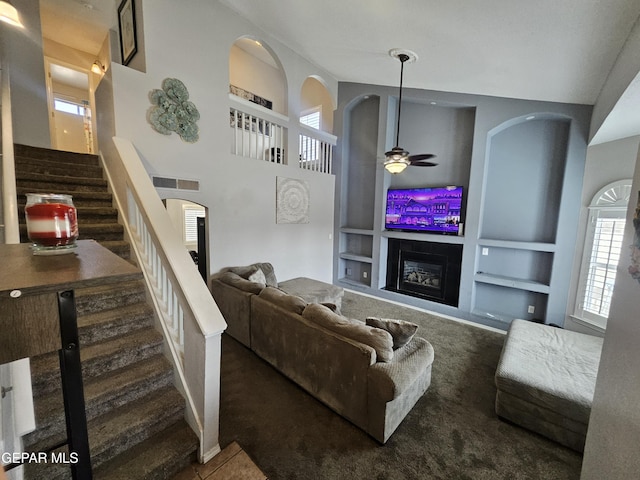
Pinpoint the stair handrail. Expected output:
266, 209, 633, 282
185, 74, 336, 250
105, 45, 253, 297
102, 136, 226, 464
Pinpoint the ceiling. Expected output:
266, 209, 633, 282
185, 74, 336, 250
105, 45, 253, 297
40, 0, 117, 56
38, 0, 640, 143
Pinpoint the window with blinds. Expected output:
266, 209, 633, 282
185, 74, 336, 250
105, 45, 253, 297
183, 206, 205, 244
582, 217, 625, 318
574, 179, 631, 330
300, 107, 322, 163
300, 107, 321, 129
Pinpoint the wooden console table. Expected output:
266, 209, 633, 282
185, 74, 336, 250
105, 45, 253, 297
0, 240, 140, 479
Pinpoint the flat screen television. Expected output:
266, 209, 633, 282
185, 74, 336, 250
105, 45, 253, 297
385, 186, 463, 234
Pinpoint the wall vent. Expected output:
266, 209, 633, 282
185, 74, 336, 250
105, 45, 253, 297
152, 176, 199, 191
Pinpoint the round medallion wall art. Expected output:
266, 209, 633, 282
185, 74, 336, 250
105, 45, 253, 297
148, 78, 200, 143
276, 177, 310, 224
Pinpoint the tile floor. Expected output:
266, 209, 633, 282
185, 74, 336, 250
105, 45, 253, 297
173, 442, 267, 480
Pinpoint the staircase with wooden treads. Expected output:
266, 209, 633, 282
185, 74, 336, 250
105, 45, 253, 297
13, 144, 199, 479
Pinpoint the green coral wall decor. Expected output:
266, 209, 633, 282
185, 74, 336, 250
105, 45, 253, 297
148, 78, 200, 143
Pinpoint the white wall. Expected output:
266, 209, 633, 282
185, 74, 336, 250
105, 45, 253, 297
565, 135, 639, 335
589, 16, 640, 144
102, 0, 338, 283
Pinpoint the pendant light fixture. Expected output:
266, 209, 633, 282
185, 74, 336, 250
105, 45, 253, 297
0, 1, 24, 28
384, 49, 437, 174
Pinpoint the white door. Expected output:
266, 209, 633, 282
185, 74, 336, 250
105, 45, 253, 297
44, 59, 95, 154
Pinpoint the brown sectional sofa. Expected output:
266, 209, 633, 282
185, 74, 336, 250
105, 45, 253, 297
211, 263, 435, 443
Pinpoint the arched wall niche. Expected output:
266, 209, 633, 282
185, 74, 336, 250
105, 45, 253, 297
229, 36, 288, 115
300, 75, 336, 133
343, 94, 380, 230
487, 112, 572, 137
481, 113, 572, 243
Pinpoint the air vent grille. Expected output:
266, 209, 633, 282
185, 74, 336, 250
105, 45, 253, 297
152, 176, 199, 191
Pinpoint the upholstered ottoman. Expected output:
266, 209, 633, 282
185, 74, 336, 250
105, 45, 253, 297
494, 319, 603, 452
278, 277, 344, 310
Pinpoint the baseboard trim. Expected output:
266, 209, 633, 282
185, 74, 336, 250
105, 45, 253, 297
201, 443, 222, 464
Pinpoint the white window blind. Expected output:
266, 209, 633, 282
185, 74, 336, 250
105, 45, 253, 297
582, 217, 625, 318
183, 207, 205, 243
574, 179, 631, 330
300, 107, 321, 130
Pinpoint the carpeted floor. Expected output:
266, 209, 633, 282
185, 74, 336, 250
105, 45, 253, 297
219, 290, 583, 480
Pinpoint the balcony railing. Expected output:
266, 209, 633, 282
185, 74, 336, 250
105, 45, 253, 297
298, 124, 336, 175
230, 107, 286, 164
229, 97, 337, 175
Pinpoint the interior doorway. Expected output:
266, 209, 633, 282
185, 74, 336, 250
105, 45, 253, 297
44, 58, 97, 154
164, 199, 208, 283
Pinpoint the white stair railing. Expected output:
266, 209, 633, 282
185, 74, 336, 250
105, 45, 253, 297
105, 137, 226, 463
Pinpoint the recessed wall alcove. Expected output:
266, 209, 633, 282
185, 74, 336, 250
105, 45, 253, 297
471, 113, 574, 325
480, 116, 570, 244
343, 95, 380, 230
389, 101, 476, 192
229, 37, 287, 115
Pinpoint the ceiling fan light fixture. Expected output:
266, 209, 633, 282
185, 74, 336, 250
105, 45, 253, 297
0, 1, 23, 28
382, 48, 437, 172
384, 146, 411, 174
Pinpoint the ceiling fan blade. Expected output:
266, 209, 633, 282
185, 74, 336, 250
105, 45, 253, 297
410, 160, 438, 167
408, 153, 436, 162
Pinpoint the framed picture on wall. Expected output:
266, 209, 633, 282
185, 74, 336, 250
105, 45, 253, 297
118, 0, 137, 66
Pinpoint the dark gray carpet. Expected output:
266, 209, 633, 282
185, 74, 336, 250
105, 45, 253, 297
219, 290, 582, 480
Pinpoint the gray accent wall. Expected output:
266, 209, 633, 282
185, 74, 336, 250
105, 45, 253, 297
334, 81, 592, 330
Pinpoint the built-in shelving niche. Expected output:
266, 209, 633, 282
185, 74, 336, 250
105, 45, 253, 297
476, 245, 553, 292
338, 94, 380, 288
343, 95, 379, 230
473, 115, 571, 324
338, 231, 374, 287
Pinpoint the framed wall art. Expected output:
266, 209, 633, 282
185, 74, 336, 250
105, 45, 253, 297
118, 0, 137, 66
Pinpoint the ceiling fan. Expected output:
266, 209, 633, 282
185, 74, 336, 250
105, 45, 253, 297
384, 48, 437, 174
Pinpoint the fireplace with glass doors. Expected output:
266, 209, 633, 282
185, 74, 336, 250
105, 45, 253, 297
386, 239, 462, 307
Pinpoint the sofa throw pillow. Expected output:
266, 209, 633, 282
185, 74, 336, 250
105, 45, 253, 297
366, 317, 418, 350
258, 286, 307, 315
218, 271, 265, 294
248, 268, 267, 285
224, 263, 278, 287
302, 303, 394, 362
254, 262, 278, 287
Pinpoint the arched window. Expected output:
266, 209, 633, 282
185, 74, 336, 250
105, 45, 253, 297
574, 180, 632, 329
